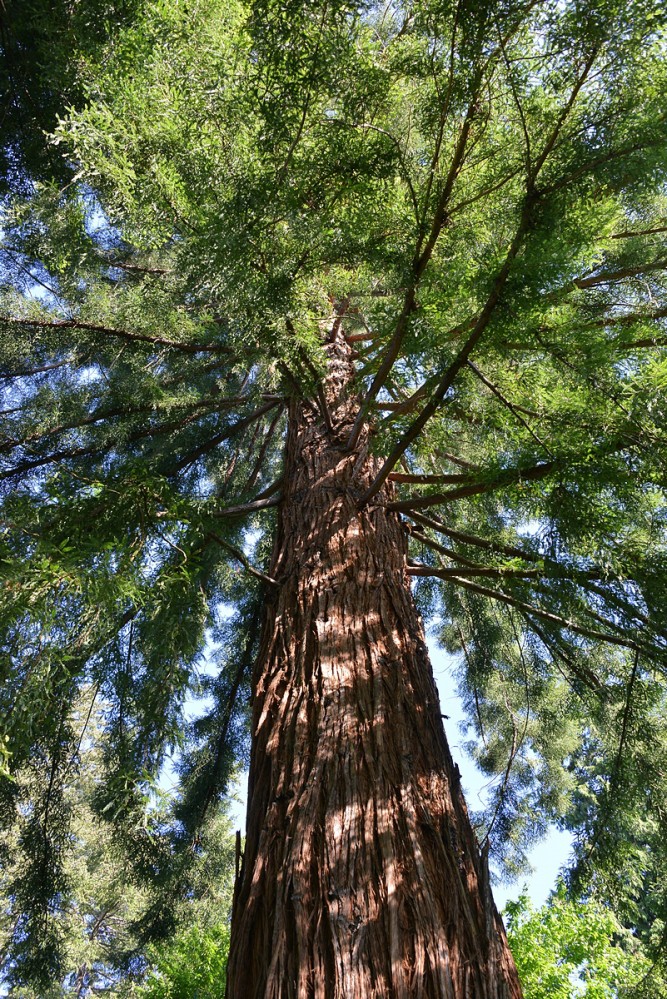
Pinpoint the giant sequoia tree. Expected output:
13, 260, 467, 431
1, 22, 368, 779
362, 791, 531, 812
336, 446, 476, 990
2, 1, 667, 996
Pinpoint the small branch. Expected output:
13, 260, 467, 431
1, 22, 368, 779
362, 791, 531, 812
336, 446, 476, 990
405, 510, 541, 562
0, 355, 85, 380
0, 398, 219, 454
244, 407, 285, 493
359, 189, 539, 506
529, 619, 604, 694
408, 563, 554, 581
434, 450, 481, 471
611, 224, 667, 240
408, 527, 481, 568
346, 83, 483, 452
253, 476, 284, 501
569, 258, 667, 291
0, 410, 207, 481
466, 359, 552, 455
108, 261, 171, 275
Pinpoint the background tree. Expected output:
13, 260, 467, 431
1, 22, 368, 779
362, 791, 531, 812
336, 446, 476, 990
2, 0, 667, 995
0, 689, 237, 996
505, 885, 667, 999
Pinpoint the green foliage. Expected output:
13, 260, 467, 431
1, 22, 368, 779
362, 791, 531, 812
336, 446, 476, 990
131, 923, 230, 999
0, 0, 143, 192
506, 885, 667, 998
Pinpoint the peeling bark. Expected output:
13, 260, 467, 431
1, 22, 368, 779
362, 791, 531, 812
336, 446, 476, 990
226, 324, 522, 999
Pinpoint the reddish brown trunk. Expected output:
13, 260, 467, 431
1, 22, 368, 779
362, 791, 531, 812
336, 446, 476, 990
226, 324, 522, 998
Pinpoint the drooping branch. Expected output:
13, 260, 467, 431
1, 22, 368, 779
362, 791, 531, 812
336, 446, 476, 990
170, 400, 281, 474
207, 533, 278, 586
178, 602, 261, 833
438, 572, 646, 653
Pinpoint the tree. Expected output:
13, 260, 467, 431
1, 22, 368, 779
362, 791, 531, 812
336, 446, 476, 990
131, 922, 231, 999
0, 689, 237, 996
505, 885, 667, 998
2, 0, 667, 995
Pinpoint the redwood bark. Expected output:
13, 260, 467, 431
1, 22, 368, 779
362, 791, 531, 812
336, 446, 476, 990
226, 323, 522, 999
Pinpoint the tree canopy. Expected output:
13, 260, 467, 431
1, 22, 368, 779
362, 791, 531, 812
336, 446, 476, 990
2, 0, 667, 991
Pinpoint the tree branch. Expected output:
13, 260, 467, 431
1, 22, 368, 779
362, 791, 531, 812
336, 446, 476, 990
466, 359, 552, 455
207, 533, 278, 586
0, 315, 224, 354
212, 496, 281, 518
0, 410, 207, 481
359, 189, 540, 507
405, 510, 541, 562
346, 82, 484, 452
439, 573, 645, 653
171, 400, 281, 473
387, 458, 558, 511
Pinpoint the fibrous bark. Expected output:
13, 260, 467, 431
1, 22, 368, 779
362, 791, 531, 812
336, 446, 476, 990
226, 321, 522, 999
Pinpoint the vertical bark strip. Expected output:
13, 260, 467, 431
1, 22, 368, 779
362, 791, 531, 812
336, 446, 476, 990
226, 325, 522, 999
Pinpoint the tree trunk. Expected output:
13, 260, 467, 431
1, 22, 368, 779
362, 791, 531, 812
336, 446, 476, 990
226, 321, 522, 999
